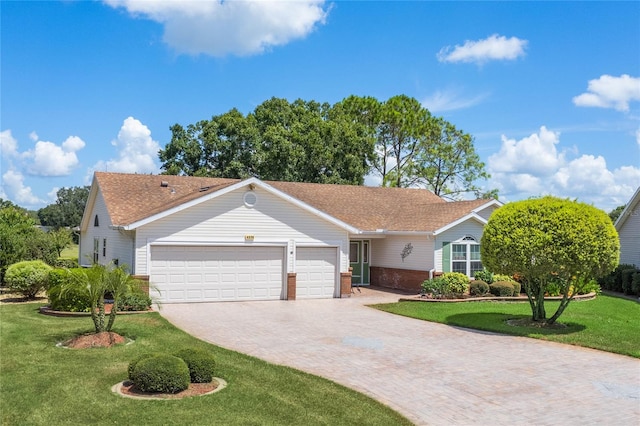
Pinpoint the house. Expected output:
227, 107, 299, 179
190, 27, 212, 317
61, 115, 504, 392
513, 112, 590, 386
615, 186, 640, 267
79, 172, 501, 303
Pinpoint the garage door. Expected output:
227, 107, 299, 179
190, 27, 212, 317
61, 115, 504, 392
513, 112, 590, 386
295, 247, 337, 299
150, 246, 284, 303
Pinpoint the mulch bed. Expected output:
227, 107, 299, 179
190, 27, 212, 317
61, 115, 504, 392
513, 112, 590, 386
62, 331, 127, 348
117, 380, 220, 399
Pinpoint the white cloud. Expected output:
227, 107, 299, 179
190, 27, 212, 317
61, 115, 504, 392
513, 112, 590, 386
573, 74, 640, 112
0, 129, 18, 158
1, 169, 44, 206
437, 34, 527, 64
421, 89, 488, 113
488, 126, 640, 211
29, 131, 38, 142
104, 0, 329, 57
91, 117, 160, 175
26, 136, 85, 176
488, 126, 564, 176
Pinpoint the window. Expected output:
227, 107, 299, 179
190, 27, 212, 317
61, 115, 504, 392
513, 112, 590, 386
447, 236, 482, 277
94, 215, 99, 227
102, 238, 107, 257
349, 242, 358, 263
363, 241, 369, 263
93, 238, 99, 263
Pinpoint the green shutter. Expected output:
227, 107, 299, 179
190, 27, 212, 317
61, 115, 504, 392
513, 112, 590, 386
442, 241, 450, 272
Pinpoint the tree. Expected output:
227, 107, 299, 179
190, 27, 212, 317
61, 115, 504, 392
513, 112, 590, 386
412, 118, 494, 199
481, 197, 619, 324
159, 98, 374, 185
0, 207, 37, 282
609, 204, 625, 223
49, 228, 73, 257
37, 186, 90, 230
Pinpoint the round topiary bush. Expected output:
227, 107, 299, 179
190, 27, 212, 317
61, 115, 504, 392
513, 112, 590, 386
489, 281, 515, 297
128, 353, 163, 380
469, 280, 489, 296
175, 348, 216, 383
131, 355, 190, 393
511, 281, 522, 295
4, 260, 52, 299
440, 272, 470, 296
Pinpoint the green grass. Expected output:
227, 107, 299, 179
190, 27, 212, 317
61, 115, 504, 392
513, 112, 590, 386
372, 295, 640, 358
0, 304, 411, 426
59, 244, 78, 259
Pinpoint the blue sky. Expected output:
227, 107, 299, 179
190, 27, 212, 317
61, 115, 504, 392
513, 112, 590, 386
2, 0, 639, 213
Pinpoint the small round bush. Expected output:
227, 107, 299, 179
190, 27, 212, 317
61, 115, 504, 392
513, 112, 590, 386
175, 349, 216, 383
473, 269, 494, 284
489, 281, 515, 297
511, 281, 521, 295
469, 280, 489, 296
4, 260, 52, 298
128, 353, 163, 380
440, 272, 470, 296
131, 355, 190, 393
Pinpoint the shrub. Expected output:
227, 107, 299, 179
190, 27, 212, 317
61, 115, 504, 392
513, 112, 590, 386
621, 268, 637, 295
545, 281, 562, 297
473, 269, 494, 284
469, 280, 489, 296
175, 349, 216, 383
53, 258, 78, 269
602, 264, 638, 293
511, 281, 521, 295
493, 274, 515, 282
632, 273, 640, 296
421, 277, 447, 298
128, 353, 162, 380
489, 281, 514, 297
116, 292, 151, 311
47, 268, 92, 312
440, 272, 470, 296
4, 260, 52, 298
131, 355, 190, 393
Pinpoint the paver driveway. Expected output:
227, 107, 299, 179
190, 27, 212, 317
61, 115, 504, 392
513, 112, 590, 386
159, 288, 640, 425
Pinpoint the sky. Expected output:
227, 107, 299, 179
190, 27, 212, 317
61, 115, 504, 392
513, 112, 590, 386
1, 0, 639, 214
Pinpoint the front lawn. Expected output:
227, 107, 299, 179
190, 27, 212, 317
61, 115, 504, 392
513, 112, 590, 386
0, 304, 411, 425
59, 243, 78, 259
372, 294, 640, 358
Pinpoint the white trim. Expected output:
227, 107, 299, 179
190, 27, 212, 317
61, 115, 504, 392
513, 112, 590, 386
615, 186, 640, 230
123, 177, 361, 234
80, 174, 100, 231
433, 212, 487, 236
471, 198, 503, 213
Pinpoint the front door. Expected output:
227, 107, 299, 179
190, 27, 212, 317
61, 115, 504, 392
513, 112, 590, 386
349, 240, 370, 286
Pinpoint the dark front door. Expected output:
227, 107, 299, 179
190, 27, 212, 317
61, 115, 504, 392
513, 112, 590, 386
349, 240, 370, 286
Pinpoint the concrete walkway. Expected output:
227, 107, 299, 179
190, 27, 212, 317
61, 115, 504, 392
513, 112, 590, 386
159, 288, 640, 425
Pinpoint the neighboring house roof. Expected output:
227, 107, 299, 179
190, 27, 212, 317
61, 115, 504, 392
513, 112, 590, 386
614, 186, 640, 231
86, 172, 495, 233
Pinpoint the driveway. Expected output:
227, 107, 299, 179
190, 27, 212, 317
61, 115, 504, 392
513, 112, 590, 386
159, 288, 640, 425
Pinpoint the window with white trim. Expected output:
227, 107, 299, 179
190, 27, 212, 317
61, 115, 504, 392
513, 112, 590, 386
93, 238, 99, 263
450, 236, 482, 278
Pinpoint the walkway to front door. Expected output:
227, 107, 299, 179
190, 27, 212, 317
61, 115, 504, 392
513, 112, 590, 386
159, 288, 640, 426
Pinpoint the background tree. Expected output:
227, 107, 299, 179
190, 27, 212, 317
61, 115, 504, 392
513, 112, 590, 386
412, 118, 494, 199
481, 197, 619, 325
608, 204, 625, 223
49, 228, 73, 257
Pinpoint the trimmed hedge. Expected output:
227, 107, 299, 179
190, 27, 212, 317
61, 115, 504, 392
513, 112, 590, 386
469, 280, 489, 296
47, 268, 92, 312
116, 292, 152, 312
4, 260, 52, 298
128, 353, 162, 380
175, 349, 216, 383
130, 355, 190, 393
489, 281, 514, 297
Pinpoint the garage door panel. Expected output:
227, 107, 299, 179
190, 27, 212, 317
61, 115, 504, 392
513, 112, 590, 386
151, 246, 284, 303
296, 247, 337, 299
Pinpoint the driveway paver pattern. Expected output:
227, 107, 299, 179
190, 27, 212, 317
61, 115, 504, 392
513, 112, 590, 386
159, 288, 640, 425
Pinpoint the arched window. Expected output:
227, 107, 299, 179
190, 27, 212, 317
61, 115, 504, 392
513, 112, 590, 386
94, 215, 99, 227
449, 235, 482, 278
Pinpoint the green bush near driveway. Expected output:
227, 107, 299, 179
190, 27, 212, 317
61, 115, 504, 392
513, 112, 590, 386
0, 304, 411, 426
372, 295, 640, 358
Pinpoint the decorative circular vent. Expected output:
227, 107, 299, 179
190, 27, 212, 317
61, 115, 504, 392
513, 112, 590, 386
244, 191, 257, 208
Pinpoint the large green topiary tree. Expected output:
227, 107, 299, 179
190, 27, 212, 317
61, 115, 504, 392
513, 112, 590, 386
481, 196, 619, 325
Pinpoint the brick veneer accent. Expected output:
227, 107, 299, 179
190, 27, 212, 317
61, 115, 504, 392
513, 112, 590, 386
340, 271, 352, 298
370, 266, 429, 293
132, 275, 150, 295
287, 273, 297, 300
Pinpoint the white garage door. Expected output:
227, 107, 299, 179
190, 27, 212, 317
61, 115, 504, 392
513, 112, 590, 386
150, 246, 284, 303
295, 247, 337, 299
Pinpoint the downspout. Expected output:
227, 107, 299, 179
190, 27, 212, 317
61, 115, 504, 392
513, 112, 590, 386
429, 269, 435, 280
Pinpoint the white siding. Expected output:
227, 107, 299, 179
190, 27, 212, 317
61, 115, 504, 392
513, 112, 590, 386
618, 213, 640, 267
370, 235, 434, 271
434, 220, 486, 272
476, 204, 499, 221
79, 190, 134, 269
134, 187, 349, 275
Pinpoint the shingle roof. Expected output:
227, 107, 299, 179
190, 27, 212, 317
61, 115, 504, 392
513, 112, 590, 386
94, 172, 490, 232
